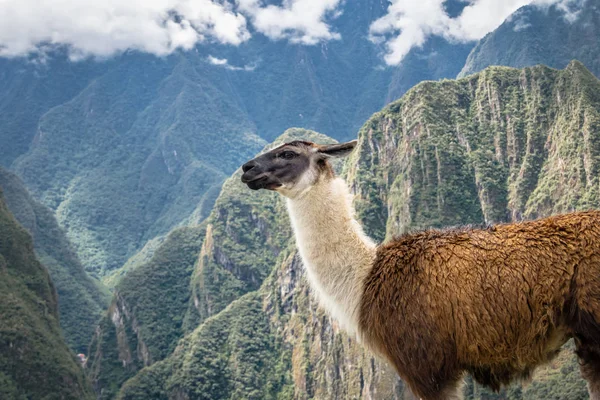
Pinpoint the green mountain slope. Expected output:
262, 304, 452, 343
0, 191, 94, 399
0, 54, 108, 167
89, 128, 333, 399
117, 63, 598, 399
88, 225, 207, 399
115, 129, 406, 400
12, 52, 266, 276
459, 1, 599, 78
351, 60, 600, 240
0, 167, 110, 352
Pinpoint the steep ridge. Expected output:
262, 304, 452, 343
351, 61, 600, 240
0, 190, 94, 399
115, 129, 405, 400
459, 0, 599, 78
88, 225, 207, 400
0, 167, 110, 352
89, 128, 334, 399
0, 53, 108, 167
117, 63, 598, 398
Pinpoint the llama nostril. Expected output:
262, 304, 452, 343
242, 161, 255, 173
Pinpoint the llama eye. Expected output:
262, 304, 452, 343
279, 151, 297, 160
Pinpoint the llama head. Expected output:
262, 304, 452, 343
241, 139, 357, 198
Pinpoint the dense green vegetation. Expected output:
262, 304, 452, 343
10, 52, 265, 277
119, 292, 287, 400
459, 1, 599, 78
350, 61, 600, 239
0, 167, 110, 352
0, 191, 94, 399
88, 224, 206, 399
90, 128, 335, 398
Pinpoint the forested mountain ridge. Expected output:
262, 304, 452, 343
90, 129, 340, 399
88, 224, 207, 399
98, 61, 599, 399
11, 52, 267, 277
113, 129, 406, 400
351, 60, 600, 242
0, 190, 94, 399
0, 167, 110, 352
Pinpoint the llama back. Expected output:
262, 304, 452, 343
358, 211, 600, 391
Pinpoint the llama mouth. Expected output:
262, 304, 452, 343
242, 175, 281, 191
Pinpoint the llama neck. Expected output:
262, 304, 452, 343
286, 177, 377, 337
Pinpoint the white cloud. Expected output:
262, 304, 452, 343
207, 55, 257, 70
237, 0, 343, 45
208, 55, 229, 65
370, 0, 583, 66
0, 0, 250, 59
0, 0, 344, 59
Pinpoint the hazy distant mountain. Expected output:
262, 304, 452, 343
459, 0, 599, 77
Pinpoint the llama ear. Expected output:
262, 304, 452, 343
317, 140, 358, 158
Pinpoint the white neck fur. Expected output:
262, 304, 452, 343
286, 176, 377, 337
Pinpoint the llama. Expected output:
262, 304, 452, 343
241, 139, 600, 400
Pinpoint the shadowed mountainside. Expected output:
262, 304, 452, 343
0, 167, 110, 352
0, 191, 94, 399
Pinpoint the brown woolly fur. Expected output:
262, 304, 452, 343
359, 211, 600, 399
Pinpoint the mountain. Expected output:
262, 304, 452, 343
89, 129, 337, 399
0, 190, 94, 399
10, 51, 267, 276
459, 0, 599, 78
0, 167, 110, 352
0, 53, 109, 167
88, 224, 206, 399
352, 60, 600, 241
0, 0, 474, 279
112, 62, 599, 399
112, 129, 406, 400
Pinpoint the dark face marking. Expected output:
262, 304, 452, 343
241, 141, 313, 191
240, 140, 358, 192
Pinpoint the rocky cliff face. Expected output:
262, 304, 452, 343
88, 225, 206, 400
351, 60, 600, 241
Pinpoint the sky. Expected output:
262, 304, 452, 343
0, 0, 583, 64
